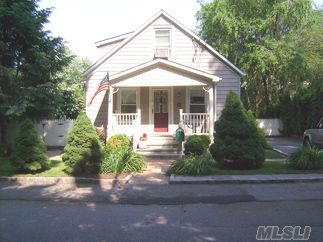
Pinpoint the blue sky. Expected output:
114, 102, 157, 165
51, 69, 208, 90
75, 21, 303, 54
39, 0, 323, 62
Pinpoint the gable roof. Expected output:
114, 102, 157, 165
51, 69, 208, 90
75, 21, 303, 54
95, 31, 134, 48
84, 9, 245, 77
109, 58, 222, 85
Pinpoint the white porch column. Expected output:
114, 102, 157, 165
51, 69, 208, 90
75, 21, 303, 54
107, 87, 114, 138
208, 84, 214, 141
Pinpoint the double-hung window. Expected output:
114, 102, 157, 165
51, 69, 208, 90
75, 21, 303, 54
155, 29, 171, 58
121, 90, 136, 113
189, 89, 205, 113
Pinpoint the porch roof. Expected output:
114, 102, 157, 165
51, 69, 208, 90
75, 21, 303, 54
109, 58, 222, 87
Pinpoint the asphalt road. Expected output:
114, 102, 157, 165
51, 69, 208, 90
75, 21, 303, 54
1, 182, 323, 242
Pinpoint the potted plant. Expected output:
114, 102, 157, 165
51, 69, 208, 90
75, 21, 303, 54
138, 133, 148, 149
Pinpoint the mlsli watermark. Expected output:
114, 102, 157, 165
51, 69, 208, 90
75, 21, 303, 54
256, 226, 311, 240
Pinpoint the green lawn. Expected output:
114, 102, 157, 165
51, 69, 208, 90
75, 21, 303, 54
0, 157, 69, 177
265, 149, 287, 159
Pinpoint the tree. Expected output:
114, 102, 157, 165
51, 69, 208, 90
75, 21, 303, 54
11, 118, 49, 172
62, 112, 103, 174
54, 50, 91, 119
209, 92, 265, 169
0, 0, 71, 151
197, 0, 322, 117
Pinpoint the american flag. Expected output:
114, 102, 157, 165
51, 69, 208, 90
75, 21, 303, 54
87, 73, 110, 107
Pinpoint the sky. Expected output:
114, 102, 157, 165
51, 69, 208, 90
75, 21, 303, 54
39, 0, 323, 62
39, 0, 201, 62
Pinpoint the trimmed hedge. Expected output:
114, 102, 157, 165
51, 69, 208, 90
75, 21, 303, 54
11, 118, 49, 172
210, 92, 265, 169
184, 135, 211, 156
62, 112, 103, 174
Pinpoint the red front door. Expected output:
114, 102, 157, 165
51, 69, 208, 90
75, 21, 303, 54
154, 90, 168, 132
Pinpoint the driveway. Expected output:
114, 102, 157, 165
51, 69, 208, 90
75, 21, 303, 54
266, 136, 302, 155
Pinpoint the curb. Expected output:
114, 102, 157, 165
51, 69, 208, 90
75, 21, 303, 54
169, 174, 323, 184
0, 173, 134, 186
272, 148, 289, 156
265, 158, 287, 162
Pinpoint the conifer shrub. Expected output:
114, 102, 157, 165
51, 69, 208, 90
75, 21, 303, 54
247, 110, 268, 149
209, 92, 265, 169
11, 118, 49, 172
62, 112, 103, 174
184, 135, 211, 156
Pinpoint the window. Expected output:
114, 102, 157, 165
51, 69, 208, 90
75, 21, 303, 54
189, 89, 205, 113
121, 90, 136, 113
155, 29, 171, 57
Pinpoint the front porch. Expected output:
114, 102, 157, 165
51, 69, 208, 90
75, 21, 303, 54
103, 58, 220, 148
107, 86, 214, 150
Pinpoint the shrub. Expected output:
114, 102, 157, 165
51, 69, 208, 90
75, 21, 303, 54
100, 147, 145, 174
184, 135, 211, 156
106, 134, 131, 151
11, 118, 49, 172
288, 148, 323, 170
247, 110, 267, 149
210, 92, 265, 169
62, 112, 103, 174
167, 153, 216, 176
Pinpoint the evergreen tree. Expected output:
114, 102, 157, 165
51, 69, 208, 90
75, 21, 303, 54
210, 92, 265, 169
62, 112, 103, 174
11, 118, 49, 172
0, 0, 71, 149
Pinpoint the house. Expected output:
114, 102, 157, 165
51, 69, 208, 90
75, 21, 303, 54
84, 10, 245, 151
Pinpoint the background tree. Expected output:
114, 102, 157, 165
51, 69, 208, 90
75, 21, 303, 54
54, 49, 91, 119
197, 0, 322, 122
0, 0, 71, 151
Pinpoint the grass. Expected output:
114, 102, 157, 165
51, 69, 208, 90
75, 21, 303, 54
265, 148, 287, 159
0, 157, 69, 177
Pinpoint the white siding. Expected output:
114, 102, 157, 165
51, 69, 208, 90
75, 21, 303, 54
112, 67, 208, 87
86, 15, 241, 123
97, 41, 122, 58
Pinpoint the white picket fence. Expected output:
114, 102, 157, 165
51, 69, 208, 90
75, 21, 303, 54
257, 119, 283, 136
35, 120, 75, 147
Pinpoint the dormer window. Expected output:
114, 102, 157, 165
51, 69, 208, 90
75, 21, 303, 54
155, 29, 171, 59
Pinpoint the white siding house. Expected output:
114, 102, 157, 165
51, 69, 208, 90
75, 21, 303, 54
84, 10, 245, 146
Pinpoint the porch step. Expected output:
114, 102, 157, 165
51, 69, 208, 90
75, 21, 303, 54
137, 134, 179, 158
146, 134, 177, 146
136, 150, 179, 158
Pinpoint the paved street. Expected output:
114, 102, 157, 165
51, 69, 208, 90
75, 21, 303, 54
1, 181, 323, 242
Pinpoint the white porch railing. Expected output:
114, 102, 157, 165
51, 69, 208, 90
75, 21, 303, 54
179, 109, 210, 135
111, 109, 141, 149
112, 113, 138, 126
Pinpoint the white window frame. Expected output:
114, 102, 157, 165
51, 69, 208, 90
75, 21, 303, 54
186, 87, 207, 113
154, 28, 172, 58
117, 88, 140, 114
